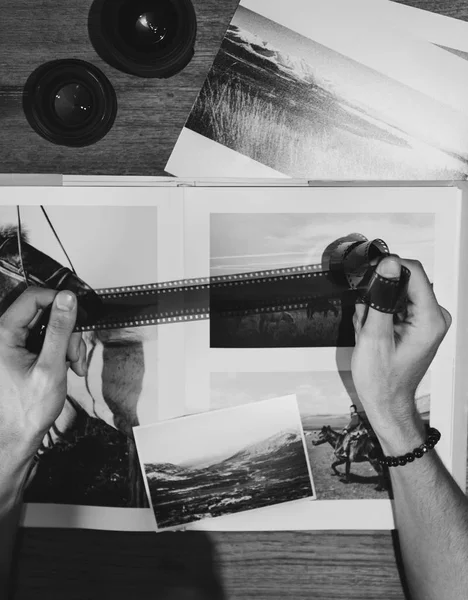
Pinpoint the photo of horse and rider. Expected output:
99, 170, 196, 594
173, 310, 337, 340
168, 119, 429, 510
210, 371, 430, 499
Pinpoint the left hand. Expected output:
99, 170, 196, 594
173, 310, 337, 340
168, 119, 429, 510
0, 287, 87, 457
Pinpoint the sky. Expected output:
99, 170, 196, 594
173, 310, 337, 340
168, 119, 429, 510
210, 213, 434, 278
210, 371, 431, 417
134, 395, 303, 466
0, 205, 159, 289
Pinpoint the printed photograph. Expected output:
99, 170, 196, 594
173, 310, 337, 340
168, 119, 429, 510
210, 212, 434, 348
185, 5, 468, 180
210, 371, 430, 500
0, 204, 166, 509
134, 396, 315, 529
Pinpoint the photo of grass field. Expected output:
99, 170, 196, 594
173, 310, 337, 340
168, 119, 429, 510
185, 6, 468, 179
210, 212, 434, 348
210, 303, 353, 348
210, 371, 430, 500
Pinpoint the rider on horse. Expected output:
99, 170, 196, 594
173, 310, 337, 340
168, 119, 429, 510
340, 404, 365, 456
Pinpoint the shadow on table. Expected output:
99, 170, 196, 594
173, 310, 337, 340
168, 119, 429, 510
12, 528, 225, 600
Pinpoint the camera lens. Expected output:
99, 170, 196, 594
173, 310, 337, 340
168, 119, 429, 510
135, 12, 169, 46
53, 83, 94, 126
89, 0, 197, 78
23, 59, 117, 147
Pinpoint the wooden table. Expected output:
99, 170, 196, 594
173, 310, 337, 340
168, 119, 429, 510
4, 0, 467, 598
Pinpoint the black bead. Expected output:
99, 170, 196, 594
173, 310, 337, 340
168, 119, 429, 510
426, 440, 435, 449
398, 456, 408, 466
405, 453, 415, 463
391, 457, 399, 467
414, 448, 424, 458
421, 445, 429, 453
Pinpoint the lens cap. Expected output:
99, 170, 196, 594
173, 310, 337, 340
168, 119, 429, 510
89, 0, 197, 78
22, 59, 118, 147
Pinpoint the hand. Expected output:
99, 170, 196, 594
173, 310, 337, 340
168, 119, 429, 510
0, 287, 87, 458
351, 255, 451, 448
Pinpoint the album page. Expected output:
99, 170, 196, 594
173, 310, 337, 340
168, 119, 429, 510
0, 187, 183, 532
181, 184, 467, 532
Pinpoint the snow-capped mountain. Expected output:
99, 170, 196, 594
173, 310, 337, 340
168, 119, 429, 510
224, 431, 301, 464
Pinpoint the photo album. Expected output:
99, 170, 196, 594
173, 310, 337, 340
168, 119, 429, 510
166, 0, 468, 180
0, 182, 466, 532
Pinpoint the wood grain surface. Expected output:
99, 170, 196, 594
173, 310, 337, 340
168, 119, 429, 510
0, 0, 238, 176
3, 0, 467, 598
13, 529, 407, 600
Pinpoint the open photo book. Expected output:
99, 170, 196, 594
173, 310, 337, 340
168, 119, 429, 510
1, 181, 467, 532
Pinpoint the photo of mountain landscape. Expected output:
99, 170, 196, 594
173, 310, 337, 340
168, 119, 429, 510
185, 5, 468, 179
210, 371, 430, 500
134, 396, 314, 529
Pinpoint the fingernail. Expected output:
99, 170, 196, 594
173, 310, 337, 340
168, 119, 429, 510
377, 257, 401, 279
56, 291, 76, 311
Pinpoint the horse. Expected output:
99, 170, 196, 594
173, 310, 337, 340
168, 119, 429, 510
258, 310, 294, 336
0, 226, 150, 507
312, 425, 387, 491
306, 298, 340, 320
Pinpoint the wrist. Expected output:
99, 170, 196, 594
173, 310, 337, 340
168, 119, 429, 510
364, 400, 427, 456
0, 437, 38, 507
0, 458, 35, 514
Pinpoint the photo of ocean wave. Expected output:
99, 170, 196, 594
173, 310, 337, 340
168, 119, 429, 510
186, 6, 468, 179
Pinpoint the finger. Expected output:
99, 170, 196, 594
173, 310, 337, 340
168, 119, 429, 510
400, 258, 441, 316
0, 287, 57, 343
79, 338, 88, 374
37, 291, 78, 371
70, 338, 88, 378
362, 255, 401, 338
440, 306, 452, 330
67, 332, 82, 364
353, 303, 367, 336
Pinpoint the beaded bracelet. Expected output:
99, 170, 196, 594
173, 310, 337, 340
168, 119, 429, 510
378, 427, 441, 467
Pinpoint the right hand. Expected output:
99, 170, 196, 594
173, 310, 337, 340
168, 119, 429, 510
351, 256, 451, 450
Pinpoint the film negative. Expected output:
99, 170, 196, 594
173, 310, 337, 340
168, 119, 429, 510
0, 231, 410, 341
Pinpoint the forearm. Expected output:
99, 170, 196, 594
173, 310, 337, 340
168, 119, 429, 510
0, 446, 36, 599
376, 417, 468, 600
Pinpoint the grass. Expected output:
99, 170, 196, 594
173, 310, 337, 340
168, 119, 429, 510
211, 309, 351, 348
188, 66, 467, 179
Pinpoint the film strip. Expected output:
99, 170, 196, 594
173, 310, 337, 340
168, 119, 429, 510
0, 232, 410, 341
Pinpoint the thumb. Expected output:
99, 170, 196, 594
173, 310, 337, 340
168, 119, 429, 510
38, 291, 78, 371
362, 255, 401, 338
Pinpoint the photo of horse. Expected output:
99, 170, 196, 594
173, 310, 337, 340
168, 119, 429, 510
0, 203, 180, 509
182, 4, 468, 180
134, 396, 315, 530
210, 371, 430, 499
209, 212, 434, 348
